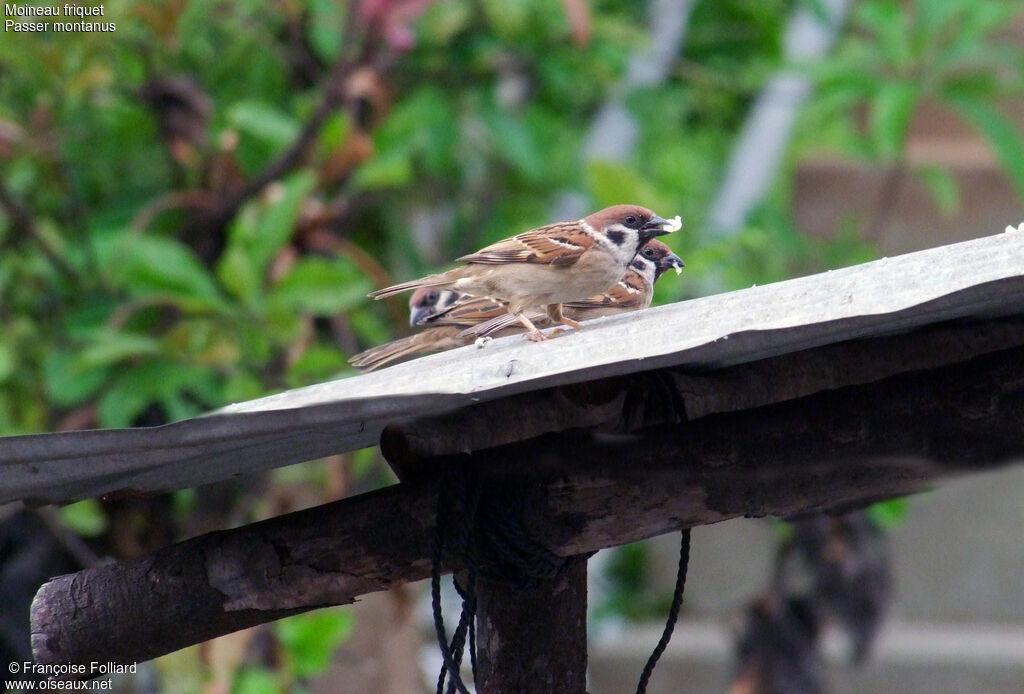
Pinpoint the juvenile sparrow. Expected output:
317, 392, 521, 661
368, 205, 680, 340
349, 240, 683, 370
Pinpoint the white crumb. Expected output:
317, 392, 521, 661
663, 215, 683, 233
474, 337, 493, 348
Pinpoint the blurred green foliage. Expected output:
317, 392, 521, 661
801, 0, 1024, 211
4, 0, 1023, 437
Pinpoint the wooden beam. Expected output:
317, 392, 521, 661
476, 562, 589, 694
30, 344, 1024, 670
383, 317, 1024, 477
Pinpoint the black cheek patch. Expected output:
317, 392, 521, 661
606, 229, 627, 246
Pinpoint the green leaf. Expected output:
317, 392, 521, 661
307, 0, 345, 62
97, 376, 152, 428
916, 166, 960, 216
231, 668, 281, 694
42, 350, 109, 407
268, 257, 372, 315
351, 150, 413, 190
59, 499, 108, 537
480, 102, 543, 181
74, 331, 164, 370
286, 343, 348, 387
100, 233, 224, 307
870, 82, 918, 160
586, 161, 670, 213
371, 86, 454, 177
947, 95, 1024, 202
0, 341, 14, 383
317, 113, 351, 159
275, 609, 354, 678
97, 361, 218, 428
218, 171, 317, 303
866, 497, 910, 529
228, 101, 301, 149
418, 0, 473, 45
479, 0, 531, 40
854, 1, 911, 69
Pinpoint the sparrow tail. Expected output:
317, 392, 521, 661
349, 336, 426, 371
349, 327, 467, 371
368, 267, 469, 299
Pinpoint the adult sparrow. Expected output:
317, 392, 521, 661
350, 240, 683, 370
368, 205, 680, 340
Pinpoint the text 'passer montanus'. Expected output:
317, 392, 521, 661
368, 205, 680, 341
349, 240, 683, 371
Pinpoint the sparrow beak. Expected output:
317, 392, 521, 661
663, 252, 685, 276
409, 305, 435, 327
640, 215, 681, 241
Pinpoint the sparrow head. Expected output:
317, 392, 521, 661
628, 240, 684, 287
408, 288, 459, 326
637, 239, 685, 279
585, 205, 678, 252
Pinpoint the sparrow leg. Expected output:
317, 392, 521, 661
546, 303, 584, 330
513, 310, 547, 341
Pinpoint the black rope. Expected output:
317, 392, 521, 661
431, 464, 480, 694
430, 460, 599, 692
635, 529, 692, 694
438, 591, 473, 694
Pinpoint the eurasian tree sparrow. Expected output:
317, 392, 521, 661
368, 205, 679, 340
350, 240, 682, 370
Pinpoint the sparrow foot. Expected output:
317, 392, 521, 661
525, 330, 548, 342
558, 317, 584, 330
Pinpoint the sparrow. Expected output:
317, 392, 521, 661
453, 239, 683, 337
349, 240, 683, 371
368, 205, 680, 341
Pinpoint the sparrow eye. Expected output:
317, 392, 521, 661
624, 214, 639, 228
642, 247, 655, 258
425, 290, 438, 304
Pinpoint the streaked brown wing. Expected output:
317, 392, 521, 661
458, 222, 592, 267
565, 269, 646, 311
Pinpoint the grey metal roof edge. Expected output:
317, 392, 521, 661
2, 230, 1023, 504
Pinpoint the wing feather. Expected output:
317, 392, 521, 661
458, 222, 593, 266
564, 268, 647, 311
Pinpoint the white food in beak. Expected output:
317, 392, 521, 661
662, 215, 683, 233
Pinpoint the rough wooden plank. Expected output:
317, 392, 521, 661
3, 231, 1024, 504
30, 345, 1024, 669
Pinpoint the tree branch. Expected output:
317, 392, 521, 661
0, 178, 79, 280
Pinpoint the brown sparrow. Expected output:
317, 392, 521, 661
349, 240, 682, 370
368, 205, 679, 340
456, 238, 683, 337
